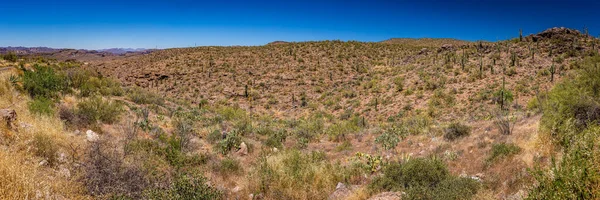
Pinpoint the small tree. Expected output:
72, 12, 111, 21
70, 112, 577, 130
2, 52, 17, 62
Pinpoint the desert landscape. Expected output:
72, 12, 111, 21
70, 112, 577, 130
1, 1, 600, 199
1, 26, 599, 199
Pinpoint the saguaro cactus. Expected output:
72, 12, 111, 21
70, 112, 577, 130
479, 56, 483, 76
519, 29, 523, 42
550, 63, 556, 82
461, 54, 466, 71
501, 76, 506, 110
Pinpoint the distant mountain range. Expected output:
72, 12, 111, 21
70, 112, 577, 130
0, 46, 152, 55
97, 48, 150, 54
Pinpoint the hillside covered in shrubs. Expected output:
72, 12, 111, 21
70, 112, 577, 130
0, 27, 599, 199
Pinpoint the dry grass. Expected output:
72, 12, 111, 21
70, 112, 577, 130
345, 187, 371, 200
0, 151, 37, 199
0, 71, 88, 199
245, 150, 346, 199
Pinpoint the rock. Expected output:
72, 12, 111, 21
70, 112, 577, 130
336, 182, 346, 190
418, 48, 428, 55
273, 147, 278, 152
232, 186, 241, 193
506, 189, 526, 200
439, 44, 454, 52
471, 173, 485, 182
86, 130, 99, 142
328, 182, 351, 200
58, 153, 67, 163
58, 167, 71, 178
236, 142, 248, 156
0, 109, 17, 129
19, 122, 32, 129
39, 159, 48, 166
368, 192, 402, 200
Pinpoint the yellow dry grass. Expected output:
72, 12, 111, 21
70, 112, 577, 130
245, 150, 344, 200
0, 71, 88, 199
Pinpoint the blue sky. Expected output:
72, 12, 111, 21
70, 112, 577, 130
0, 0, 598, 49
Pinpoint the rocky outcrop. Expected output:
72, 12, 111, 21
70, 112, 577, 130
527, 27, 585, 42
0, 109, 17, 130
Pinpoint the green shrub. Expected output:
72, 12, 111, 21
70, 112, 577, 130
215, 105, 247, 121
76, 96, 123, 124
375, 126, 407, 150
428, 89, 455, 108
264, 129, 286, 149
326, 120, 360, 142
370, 157, 448, 192
370, 157, 479, 200
28, 97, 54, 115
64, 68, 94, 88
144, 172, 222, 199
214, 130, 242, 154
403, 177, 480, 200
402, 114, 433, 135
393, 76, 404, 92
443, 122, 471, 141
206, 130, 222, 144
294, 117, 324, 141
22, 65, 68, 99
215, 157, 241, 176
127, 87, 164, 105
172, 114, 195, 152
125, 136, 207, 170
529, 56, 600, 198
79, 77, 123, 97
2, 52, 18, 62
485, 143, 521, 164
541, 56, 600, 146
529, 126, 600, 199
32, 133, 58, 166
493, 88, 514, 106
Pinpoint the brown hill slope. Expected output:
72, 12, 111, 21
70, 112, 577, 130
86, 28, 598, 122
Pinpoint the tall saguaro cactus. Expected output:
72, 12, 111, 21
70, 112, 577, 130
550, 63, 556, 82
519, 29, 523, 42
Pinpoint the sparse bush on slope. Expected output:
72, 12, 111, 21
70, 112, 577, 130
76, 96, 123, 124
127, 87, 165, 105
485, 143, 521, 165
444, 122, 471, 141
528, 56, 600, 199
2, 52, 18, 62
369, 157, 480, 200
247, 150, 349, 199
22, 64, 68, 99
28, 96, 55, 115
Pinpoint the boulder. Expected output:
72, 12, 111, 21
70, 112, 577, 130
440, 44, 454, 51
0, 109, 17, 129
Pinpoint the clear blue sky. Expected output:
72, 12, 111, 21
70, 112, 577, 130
1, 0, 598, 49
